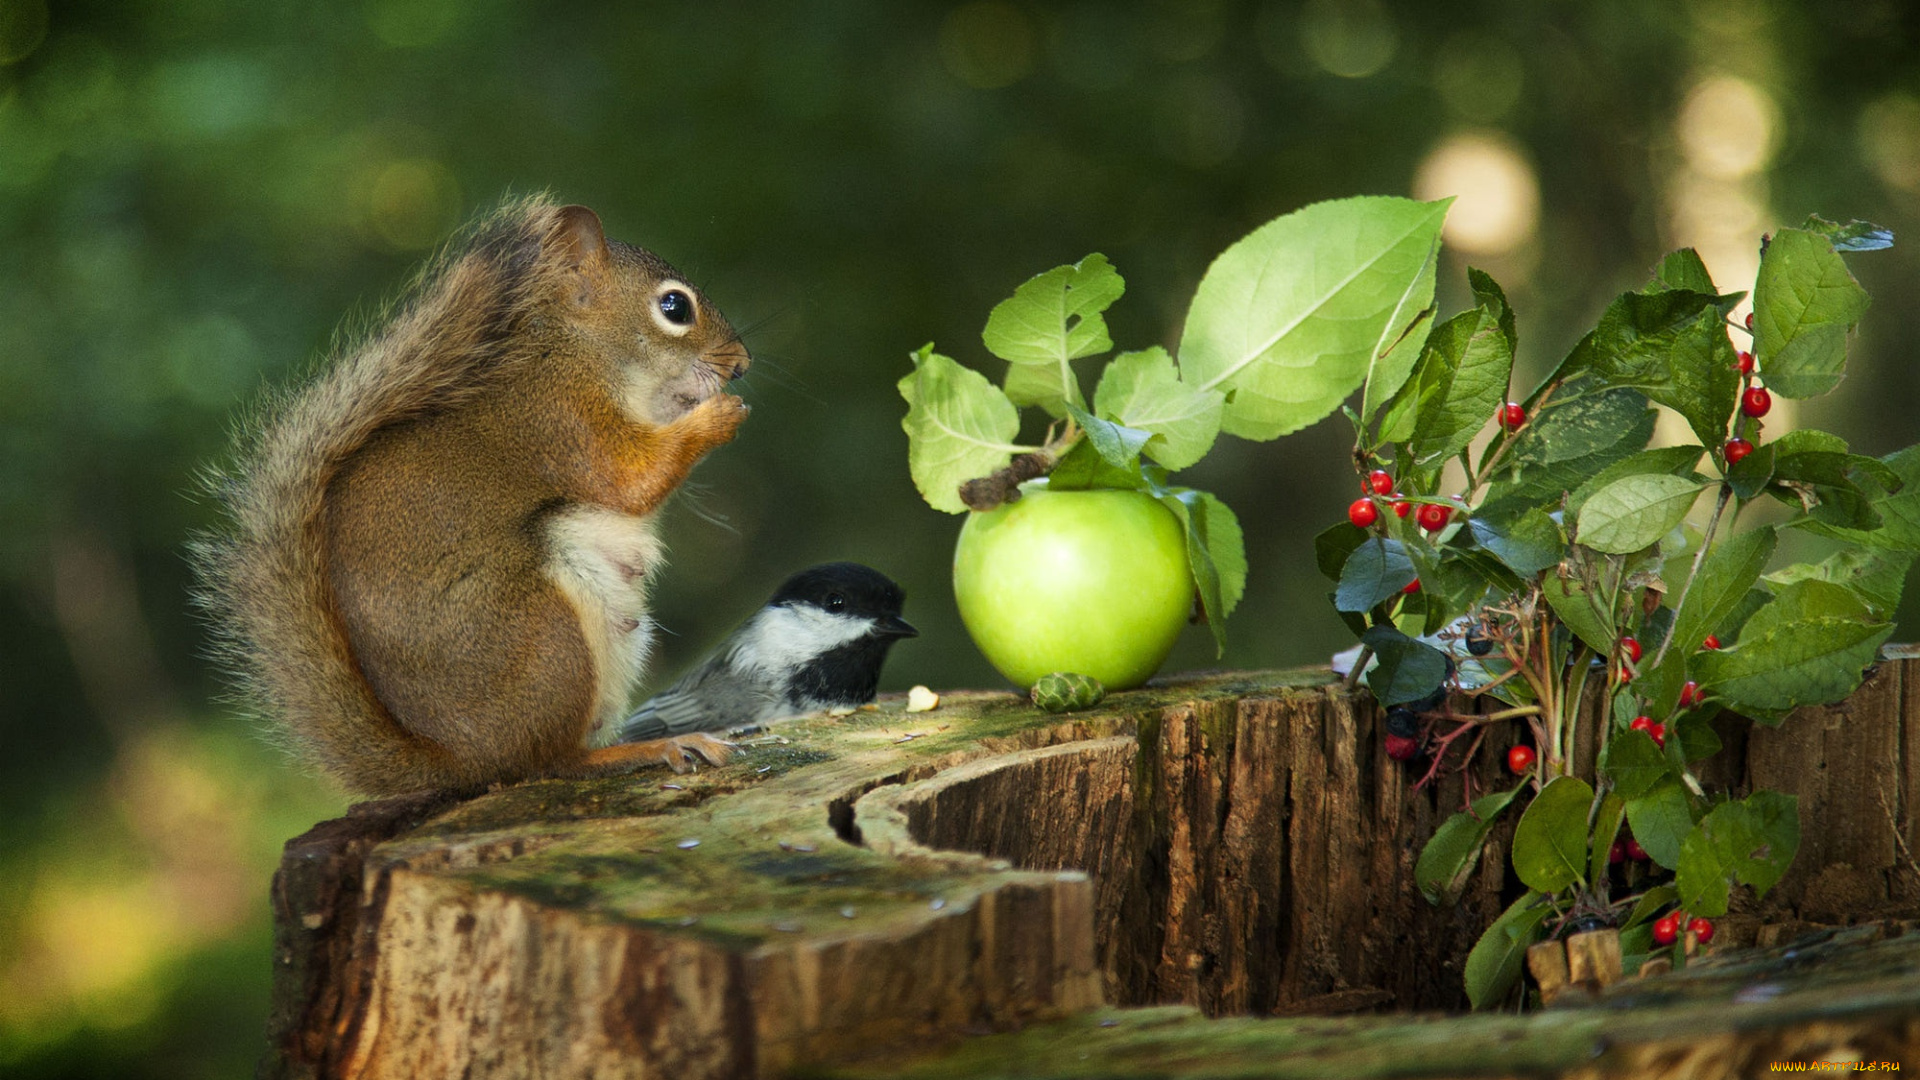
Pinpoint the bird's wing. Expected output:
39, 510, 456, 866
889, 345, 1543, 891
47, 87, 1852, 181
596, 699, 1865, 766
617, 655, 784, 742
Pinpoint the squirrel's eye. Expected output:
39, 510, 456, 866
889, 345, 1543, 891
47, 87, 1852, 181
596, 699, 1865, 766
826, 593, 846, 612
658, 290, 694, 325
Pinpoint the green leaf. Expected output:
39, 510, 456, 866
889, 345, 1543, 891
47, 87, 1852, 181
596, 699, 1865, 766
1154, 487, 1246, 654
1566, 445, 1707, 518
1541, 572, 1617, 656
1468, 505, 1565, 576
1378, 306, 1513, 466
1797, 444, 1920, 552
1797, 214, 1894, 252
1482, 395, 1656, 515
1766, 547, 1915, 617
1090, 347, 1226, 471
1178, 196, 1449, 440
1625, 778, 1696, 870
1752, 228, 1871, 400
1676, 794, 1802, 917
1468, 267, 1517, 349
984, 254, 1125, 417
1654, 248, 1716, 293
1335, 538, 1416, 613
1511, 384, 1653, 467
1314, 521, 1369, 582
1417, 784, 1525, 906
1464, 891, 1549, 1010
1362, 624, 1449, 706
1641, 526, 1776, 715
1599, 730, 1672, 801
1065, 404, 1153, 471
1692, 579, 1894, 722
1047, 437, 1145, 492
898, 345, 1026, 514
1622, 883, 1679, 931
1577, 474, 1706, 554
1513, 775, 1594, 893
1360, 267, 1440, 424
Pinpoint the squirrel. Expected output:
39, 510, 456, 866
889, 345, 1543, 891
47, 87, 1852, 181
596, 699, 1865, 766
194, 196, 749, 798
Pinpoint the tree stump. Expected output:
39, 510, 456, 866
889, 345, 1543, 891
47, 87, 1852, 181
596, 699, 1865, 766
263, 650, 1920, 1079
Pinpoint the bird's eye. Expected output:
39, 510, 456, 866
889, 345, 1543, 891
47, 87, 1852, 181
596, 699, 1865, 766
826, 593, 846, 612
658, 290, 694, 325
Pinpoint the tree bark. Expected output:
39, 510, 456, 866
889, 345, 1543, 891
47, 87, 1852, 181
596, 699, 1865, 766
263, 650, 1920, 1079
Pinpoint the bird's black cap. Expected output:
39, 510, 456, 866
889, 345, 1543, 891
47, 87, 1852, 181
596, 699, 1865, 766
769, 563, 915, 636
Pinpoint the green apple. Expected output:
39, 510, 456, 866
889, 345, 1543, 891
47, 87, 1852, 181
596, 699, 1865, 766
953, 484, 1193, 690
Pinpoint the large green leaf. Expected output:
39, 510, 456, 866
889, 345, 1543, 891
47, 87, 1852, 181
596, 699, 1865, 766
1625, 778, 1696, 870
1692, 579, 1894, 722
1335, 538, 1417, 613
1178, 196, 1449, 440
1576, 474, 1706, 554
1640, 526, 1776, 714
1797, 444, 1920, 552
1153, 487, 1247, 654
984, 254, 1126, 417
1675, 793, 1800, 917
1513, 775, 1594, 893
1566, 445, 1706, 517
1377, 306, 1513, 466
1468, 505, 1565, 576
1599, 729, 1673, 801
1464, 891, 1549, 1010
898, 345, 1025, 513
1510, 384, 1653, 467
1752, 228, 1870, 399
1541, 571, 1618, 655
1766, 546, 1915, 617
1417, 784, 1525, 906
1091, 347, 1225, 471
1362, 624, 1449, 706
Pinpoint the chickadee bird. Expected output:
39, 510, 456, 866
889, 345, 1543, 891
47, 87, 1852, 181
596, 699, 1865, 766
617, 562, 917, 743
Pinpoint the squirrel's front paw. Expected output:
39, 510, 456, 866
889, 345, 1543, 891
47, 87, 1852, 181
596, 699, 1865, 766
685, 393, 749, 445
663, 732, 734, 772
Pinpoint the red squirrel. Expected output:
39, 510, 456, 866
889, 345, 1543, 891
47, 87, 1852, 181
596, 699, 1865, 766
197, 197, 747, 796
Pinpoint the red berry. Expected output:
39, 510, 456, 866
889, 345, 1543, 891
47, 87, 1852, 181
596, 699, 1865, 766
1617, 664, 1635, 684
1626, 837, 1648, 861
1417, 503, 1452, 532
1630, 715, 1653, 734
1724, 437, 1755, 465
1742, 386, 1772, 417
1391, 499, 1412, 519
1384, 733, 1420, 761
1507, 744, 1536, 774
1609, 839, 1627, 865
1688, 916, 1715, 944
1401, 578, 1421, 595
1734, 350, 1755, 375
1679, 681, 1702, 708
1367, 469, 1394, 495
1650, 722, 1667, 748
1349, 498, 1379, 529
1744, 311, 1755, 330
1620, 636, 1642, 663
1653, 914, 1680, 945
1702, 634, 1721, 650
1499, 401, 1527, 430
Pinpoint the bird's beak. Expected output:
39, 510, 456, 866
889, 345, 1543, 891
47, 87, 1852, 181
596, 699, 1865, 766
875, 615, 919, 639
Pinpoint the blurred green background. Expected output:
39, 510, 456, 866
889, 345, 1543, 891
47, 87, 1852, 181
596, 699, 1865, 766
3, 0, 1918, 1074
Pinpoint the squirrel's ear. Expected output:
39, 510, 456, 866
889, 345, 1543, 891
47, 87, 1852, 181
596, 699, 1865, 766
552, 205, 611, 294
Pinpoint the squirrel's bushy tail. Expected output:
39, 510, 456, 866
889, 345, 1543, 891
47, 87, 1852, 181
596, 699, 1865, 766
192, 195, 574, 795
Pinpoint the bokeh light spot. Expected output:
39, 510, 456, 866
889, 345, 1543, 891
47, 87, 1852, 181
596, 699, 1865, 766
1301, 0, 1397, 80
367, 158, 462, 251
1413, 132, 1540, 256
1678, 75, 1777, 180
1860, 93, 1920, 194
0, 0, 49, 66
938, 2, 1037, 90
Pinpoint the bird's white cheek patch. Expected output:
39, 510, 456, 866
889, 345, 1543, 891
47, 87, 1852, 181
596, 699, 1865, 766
730, 606, 875, 678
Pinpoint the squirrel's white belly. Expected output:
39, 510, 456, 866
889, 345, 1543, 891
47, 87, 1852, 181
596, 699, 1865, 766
542, 505, 664, 737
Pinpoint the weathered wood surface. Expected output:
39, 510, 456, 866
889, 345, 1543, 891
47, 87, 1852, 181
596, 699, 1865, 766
264, 650, 1920, 1079
823, 925, 1920, 1080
